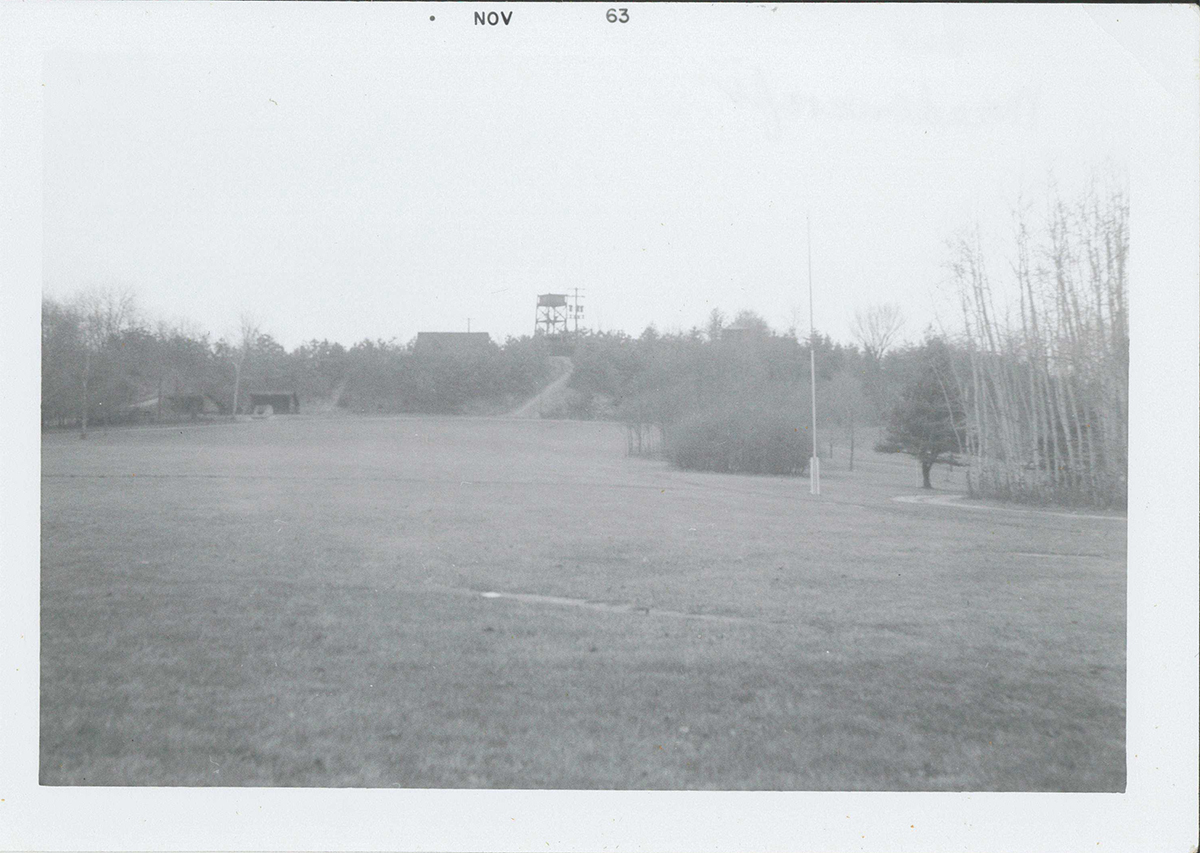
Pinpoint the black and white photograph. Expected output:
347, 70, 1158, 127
2, 2, 1197, 851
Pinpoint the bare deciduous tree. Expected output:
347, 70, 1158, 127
824, 371, 868, 470
72, 288, 138, 438
230, 313, 261, 417
851, 303, 905, 361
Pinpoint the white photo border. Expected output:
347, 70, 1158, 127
2, 4, 1196, 851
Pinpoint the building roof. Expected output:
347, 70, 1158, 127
415, 332, 493, 353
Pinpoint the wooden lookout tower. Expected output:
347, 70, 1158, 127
534, 293, 569, 338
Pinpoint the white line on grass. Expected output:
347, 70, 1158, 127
430, 584, 764, 625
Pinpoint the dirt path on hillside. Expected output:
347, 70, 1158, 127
306, 378, 347, 414
509, 357, 574, 418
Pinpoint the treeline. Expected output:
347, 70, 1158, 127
41, 293, 552, 429
550, 312, 885, 474
331, 336, 550, 415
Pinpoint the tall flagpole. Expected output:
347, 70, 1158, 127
808, 214, 820, 495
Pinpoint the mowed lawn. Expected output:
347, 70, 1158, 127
40, 416, 1126, 790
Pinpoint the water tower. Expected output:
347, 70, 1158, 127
534, 294, 569, 337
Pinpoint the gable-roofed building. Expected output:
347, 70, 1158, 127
414, 332, 493, 356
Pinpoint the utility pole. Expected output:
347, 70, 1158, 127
571, 287, 585, 335
808, 215, 820, 495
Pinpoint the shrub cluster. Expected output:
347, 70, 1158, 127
669, 403, 811, 476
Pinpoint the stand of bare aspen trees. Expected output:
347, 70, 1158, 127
949, 178, 1128, 509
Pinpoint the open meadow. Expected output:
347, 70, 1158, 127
40, 415, 1126, 790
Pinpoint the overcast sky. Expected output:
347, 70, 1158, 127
41, 4, 1135, 349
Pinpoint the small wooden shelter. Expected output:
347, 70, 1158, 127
248, 391, 300, 414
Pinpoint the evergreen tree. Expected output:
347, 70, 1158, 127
877, 337, 966, 488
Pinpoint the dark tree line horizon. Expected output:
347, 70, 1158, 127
41, 294, 896, 430
41, 295, 557, 427
40, 291, 917, 481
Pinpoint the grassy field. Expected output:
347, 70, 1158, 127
40, 415, 1126, 790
